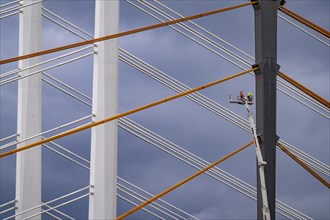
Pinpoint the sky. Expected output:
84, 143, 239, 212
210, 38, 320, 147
0, 0, 329, 219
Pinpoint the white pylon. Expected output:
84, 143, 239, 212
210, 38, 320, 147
16, 0, 42, 219
89, 0, 119, 219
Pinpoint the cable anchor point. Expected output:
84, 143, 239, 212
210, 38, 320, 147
252, 64, 261, 75
250, 0, 260, 10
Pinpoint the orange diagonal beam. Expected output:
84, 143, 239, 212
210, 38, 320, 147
0, 1, 255, 65
278, 71, 330, 109
0, 68, 255, 158
277, 142, 330, 189
116, 141, 254, 220
279, 6, 330, 39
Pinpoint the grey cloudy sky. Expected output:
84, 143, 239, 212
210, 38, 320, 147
0, 0, 329, 219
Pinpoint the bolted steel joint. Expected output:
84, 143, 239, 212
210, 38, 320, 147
257, 135, 263, 144
250, 0, 261, 10
252, 63, 262, 75
90, 184, 95, 195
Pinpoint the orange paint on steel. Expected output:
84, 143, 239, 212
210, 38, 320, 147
0, 1, 255, 65
279, 6, 330, 39
0, 68, 256, 158
277, 142, 330, 189
278, 71, 330, 109
116, 141, 254, 220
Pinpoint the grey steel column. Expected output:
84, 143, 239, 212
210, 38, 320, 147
253, 0, 283, 219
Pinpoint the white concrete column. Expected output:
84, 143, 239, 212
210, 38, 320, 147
89, 0, 119, 219
16, 0, 42, 219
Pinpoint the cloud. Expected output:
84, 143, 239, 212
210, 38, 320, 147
194, 206, 223, 219
1, 0, 329, 219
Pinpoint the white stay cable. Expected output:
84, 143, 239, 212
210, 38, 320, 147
42, 13, 90, 41
119, 118, 257, 199
0, 0, 43, 20
119, 49, 249, 125
119, 49, 330, 177
277, 78, 330, 116
0, 206, 16, 215
152, 0, 329, 48
0, 200, 16, 216
0, 115, 92, 151
150, 0, 254, 61
43, 143, 90, 170
42, 77, 92, 107
24, 193, 90, 220
277, 14, 330, 47
117, 194, 164, 220
42, 210, 61, 220
4, 186, 90, 220
43, 204, 75, 220
117, 184, 183, 220
43, 72, 92, 101
0, 200, 16, 209
42, 140, 198, 219
0, 45, 93, 80
0, 0, 41, 15
0, 0, 19, 9
46, 139, 91, 165
0, 134, 18, 143
42, 7, 94, 39
118, 116, 312, 220
0, 52, 93, 86
0, 2, 18, 15
0, 10, 18, 19
118, 177, 199, 220
137, 0, 253, 68
0, 69, 19, 79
